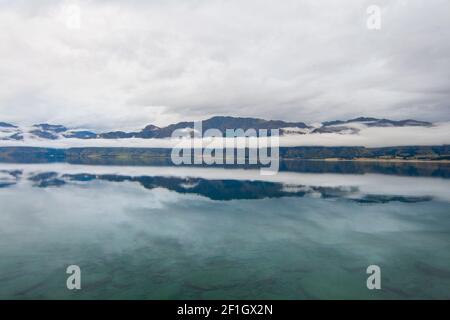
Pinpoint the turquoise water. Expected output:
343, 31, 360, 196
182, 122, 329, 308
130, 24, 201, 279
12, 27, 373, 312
0, 163, 449, 299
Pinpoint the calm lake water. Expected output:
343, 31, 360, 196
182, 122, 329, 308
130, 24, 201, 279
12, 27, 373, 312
0, 161, 449, 299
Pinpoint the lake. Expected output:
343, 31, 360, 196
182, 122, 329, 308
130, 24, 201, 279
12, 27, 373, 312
0, 161, 449, 299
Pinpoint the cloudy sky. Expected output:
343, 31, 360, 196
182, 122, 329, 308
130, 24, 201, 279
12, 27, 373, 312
0, 0, 449, 130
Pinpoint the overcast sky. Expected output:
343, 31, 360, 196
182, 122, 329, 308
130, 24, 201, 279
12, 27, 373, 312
0, 0, 449, 130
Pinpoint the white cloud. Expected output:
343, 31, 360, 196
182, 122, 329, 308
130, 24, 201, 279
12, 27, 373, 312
1, 122, 449, 148
0, 0, 449, 129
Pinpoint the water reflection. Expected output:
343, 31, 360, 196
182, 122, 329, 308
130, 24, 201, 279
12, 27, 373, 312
0, 167, 438, 203
1, 152, 449, 178
0, 163, 449, 300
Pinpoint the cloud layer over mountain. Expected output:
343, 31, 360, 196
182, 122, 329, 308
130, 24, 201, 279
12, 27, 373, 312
1, 121, 449, 148
0, 0, 449, 129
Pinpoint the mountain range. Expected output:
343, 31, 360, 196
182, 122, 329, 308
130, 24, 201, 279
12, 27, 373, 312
0, 116, 432, 141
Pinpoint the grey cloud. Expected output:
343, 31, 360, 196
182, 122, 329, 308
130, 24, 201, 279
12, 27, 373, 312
0, 0, 449, 129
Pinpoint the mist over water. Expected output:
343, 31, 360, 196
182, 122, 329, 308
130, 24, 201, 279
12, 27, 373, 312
0, 162, 449, 299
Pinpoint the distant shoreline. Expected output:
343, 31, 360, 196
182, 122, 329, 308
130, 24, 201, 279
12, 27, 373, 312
0, 146, 449, 164
283, 158, 450, 163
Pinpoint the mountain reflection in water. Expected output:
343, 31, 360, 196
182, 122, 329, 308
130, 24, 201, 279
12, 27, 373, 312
0, 165, 441, 203
1, 162, 450, 299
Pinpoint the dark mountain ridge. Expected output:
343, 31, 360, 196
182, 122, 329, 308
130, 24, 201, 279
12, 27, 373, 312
0, 116, 434, 140
322, 117, 431, 127
0, 122, 17, 128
